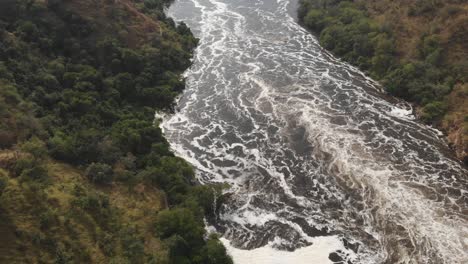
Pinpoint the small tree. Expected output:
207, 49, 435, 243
20, 137, 47, 162
194, 234, 233, 264
154, 208, 205, 248
85, 162, 113, 185
15, 137, 48, 181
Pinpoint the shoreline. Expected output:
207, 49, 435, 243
296, 0, 467, 166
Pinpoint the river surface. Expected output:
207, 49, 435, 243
162, 0, 468, 263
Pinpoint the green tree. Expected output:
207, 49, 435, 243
85, 162, 114, 185
155, 208, 205, 248
194, 235, 233, 264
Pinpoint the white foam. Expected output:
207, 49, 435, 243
229, 210, 277, 226
221, 236, 354, 264
163, 0, 468, 262
389, 106, 415, 120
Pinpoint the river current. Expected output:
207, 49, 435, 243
161, 0, 468, 263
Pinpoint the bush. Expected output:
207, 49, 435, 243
371, 54, 394, 78
72, 190, 114, 230
420, 35, 441, 59
304, 10, 326, 32
120, 228, 145, 263
154, 208, 205, 248
85, 162, 113, 185
49, 132, 76, 162
140, 157, 194, 203
164, 235, 191, 264
39, 209, 58, 230
421, 101, 448, 122
194, 235, 233, 264
111, 119, 164, 155
0, 176, 7, 196
188, 185, 223, 218
144, 0, 163, 10
13, 155, 48, 181
20, 137, 47, 161
16, 21, 39, 41
19, 164, 48, 181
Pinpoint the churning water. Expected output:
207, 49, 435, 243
162, 0, 468, 263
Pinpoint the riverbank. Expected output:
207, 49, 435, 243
0, 0, 231, 262
298, 0, 468, 164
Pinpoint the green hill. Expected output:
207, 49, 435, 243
0, 0, 232, 263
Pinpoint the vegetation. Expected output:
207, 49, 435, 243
0, 0, 232, 263
299, 0, 468, 162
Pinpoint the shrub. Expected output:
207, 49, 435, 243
420, 35, 441, 59
421, 101, 448, 122
121, 228, 145, 263
20, 163, 48, 181
154, 208, 205, 248
49, 132, 76, 162
39, 209, 58, 230
0, 176, 7, 196
425, 48, 442, 66
16, 21, 39, 41
111, 119, 164, 155
165, 235, 191, 264
20, 137, 48, 161
304, 10, 326, 32
13, 155, 48, 181
194, 234, 233, 264
144, 0, 162, 10
140, 156, 195, 203
85, 162, 113, 185
371, 54, 394, 78
188, 185, 223, 217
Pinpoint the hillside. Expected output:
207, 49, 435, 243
299, 0, 468, 164
0, 0, 232, 263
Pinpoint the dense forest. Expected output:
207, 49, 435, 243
299, 0, 468, 163
0, 0, 232, 263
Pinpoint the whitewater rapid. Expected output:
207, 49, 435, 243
162, 0, 468, 263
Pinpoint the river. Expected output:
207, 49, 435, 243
161, 0, 468, 263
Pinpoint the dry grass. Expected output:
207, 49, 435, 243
0, 158, 167, 262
